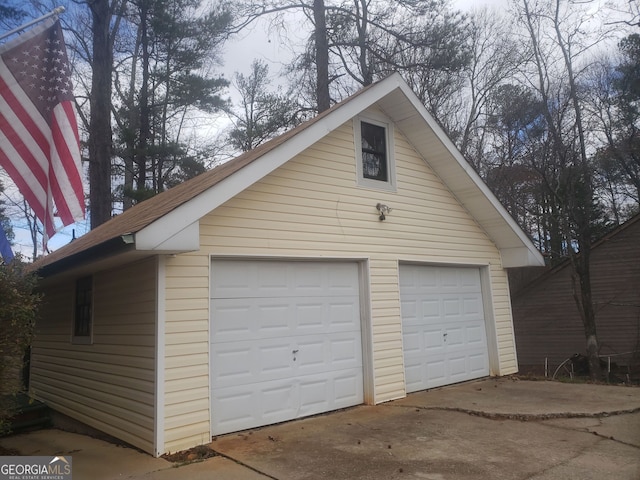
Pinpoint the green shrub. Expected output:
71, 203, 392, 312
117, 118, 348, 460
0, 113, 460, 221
0, 258, 41, 434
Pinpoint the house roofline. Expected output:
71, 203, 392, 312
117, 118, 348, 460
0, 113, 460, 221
511, 212, 640, 298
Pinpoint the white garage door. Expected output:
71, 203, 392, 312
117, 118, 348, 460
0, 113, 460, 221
210, 260, 363, 435
400, 264, 490, 392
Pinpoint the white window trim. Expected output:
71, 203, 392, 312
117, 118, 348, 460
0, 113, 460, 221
354, 114, 396, 192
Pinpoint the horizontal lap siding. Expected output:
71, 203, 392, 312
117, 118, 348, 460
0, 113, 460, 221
30, 258, 157, 454
512, 219, 640, 371
190, 115, 510, 407
163, 253, 210, 453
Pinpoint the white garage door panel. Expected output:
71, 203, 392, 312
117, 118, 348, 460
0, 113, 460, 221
212, 261, 359, 298
213, 368, 363, 434
212, 297, 360, 342
212, 332, 363, 387
400, 265, 490, 392
211, 260, 363, 435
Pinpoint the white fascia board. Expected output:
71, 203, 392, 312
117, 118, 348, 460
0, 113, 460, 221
134, 77, 404, 250
500, 246, 546, 268
135, 220, 200, 252
392, 81, 545, 266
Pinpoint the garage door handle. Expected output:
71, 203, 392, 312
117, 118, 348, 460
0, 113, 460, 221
292, 349, 299, 361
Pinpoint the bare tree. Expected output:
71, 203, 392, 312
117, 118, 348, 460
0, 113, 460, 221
586, 36, 640, 212
313, 0, 330, 111
231, 0, 331, 111
458, 8, 525, 165
606, 0, 640, 29
515, 0, 618, 379
234, 0, 469, 114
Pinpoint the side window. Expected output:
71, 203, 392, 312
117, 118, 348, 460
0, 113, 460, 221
73, 276, 93, 344
355, 116, 396, 191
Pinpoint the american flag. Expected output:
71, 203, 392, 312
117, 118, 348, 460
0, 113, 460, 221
0, 17, 84, 245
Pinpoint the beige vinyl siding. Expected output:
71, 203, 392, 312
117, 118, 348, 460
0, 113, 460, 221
490, 263, 518, 375
163, 253, 210, 453
206, 122, 507, 400
30, 258, 157, 453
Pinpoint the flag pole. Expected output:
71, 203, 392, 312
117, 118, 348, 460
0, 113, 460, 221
0, 6, 65, 43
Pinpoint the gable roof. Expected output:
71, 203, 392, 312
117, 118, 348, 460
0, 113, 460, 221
34, 73, 544, 276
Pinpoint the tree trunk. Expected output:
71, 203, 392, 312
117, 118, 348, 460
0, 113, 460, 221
122, 25, 142, 212
313, 0, 330, 112
570, 243, 602, 380
138, 0, 150, 191
89, 0, 113, 228
356, 0, 372, 86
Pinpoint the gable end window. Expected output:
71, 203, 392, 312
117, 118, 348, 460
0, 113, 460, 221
73, 276, 93, 344
355, 116, 396, 191
361, 122, 388, 182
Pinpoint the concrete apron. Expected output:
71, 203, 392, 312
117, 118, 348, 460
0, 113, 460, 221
211, 378, 640, 480
1, 378, 639, 479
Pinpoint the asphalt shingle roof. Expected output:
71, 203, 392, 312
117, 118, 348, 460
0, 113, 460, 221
32, 83, 375, 271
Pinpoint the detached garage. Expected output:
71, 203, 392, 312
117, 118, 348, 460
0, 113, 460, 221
29, 74, 544, 456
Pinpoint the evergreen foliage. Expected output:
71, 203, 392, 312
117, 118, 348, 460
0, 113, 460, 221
0, 260, 40, 434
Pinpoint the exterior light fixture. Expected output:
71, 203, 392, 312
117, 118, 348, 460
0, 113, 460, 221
376, 203, 392, 221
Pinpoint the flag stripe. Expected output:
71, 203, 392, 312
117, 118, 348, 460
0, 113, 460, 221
3, 66, 85, 225
51, 102, 83, 222
0, 130, 48, 221
50, 108, 74, 222
0, 71, 54, 236
0, 72, 50, 187
0, 110, 49, 205
0, 18, 85, 243
0, 67, 52, 169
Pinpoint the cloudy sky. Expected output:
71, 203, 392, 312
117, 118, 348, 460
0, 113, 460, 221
3, 0, 513, 258
224, 0, 511, 79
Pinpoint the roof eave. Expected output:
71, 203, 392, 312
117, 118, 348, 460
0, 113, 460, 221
36, 235, 137, 279
500, 247, 546, 268
36, 222, 201, 280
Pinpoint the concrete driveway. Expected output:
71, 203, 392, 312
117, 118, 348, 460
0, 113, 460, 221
2, 378, 639, 479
